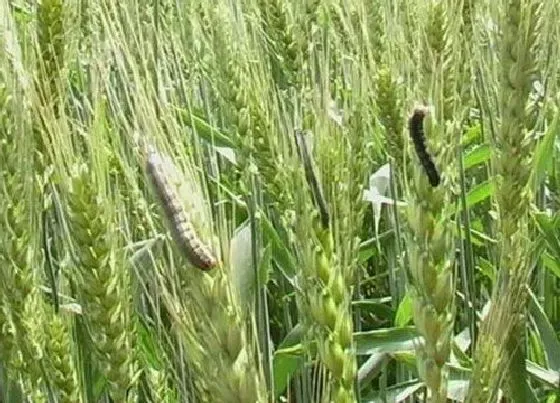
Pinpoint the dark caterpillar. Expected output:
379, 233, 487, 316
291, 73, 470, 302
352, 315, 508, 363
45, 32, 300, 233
408, 107, 440, 187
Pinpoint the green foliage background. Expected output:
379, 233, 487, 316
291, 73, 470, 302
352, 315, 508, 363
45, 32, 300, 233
1, 0, 559, 402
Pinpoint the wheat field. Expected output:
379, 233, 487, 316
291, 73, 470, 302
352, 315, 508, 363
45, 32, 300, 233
1, 0, 559, 402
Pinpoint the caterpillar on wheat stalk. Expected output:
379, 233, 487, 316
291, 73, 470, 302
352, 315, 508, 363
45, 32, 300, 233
142, 142, 218, 270
408, 107, 440, 187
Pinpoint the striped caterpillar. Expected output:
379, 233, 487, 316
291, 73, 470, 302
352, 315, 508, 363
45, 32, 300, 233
408, 107, 441, 187
144, 144, 218, 270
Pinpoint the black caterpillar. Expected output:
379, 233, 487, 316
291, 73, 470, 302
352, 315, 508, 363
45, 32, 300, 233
408, 108, 440, 187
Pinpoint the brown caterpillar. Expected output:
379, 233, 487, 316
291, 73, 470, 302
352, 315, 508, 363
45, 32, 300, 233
408, 107, 440, 187
145, 145, 218, 270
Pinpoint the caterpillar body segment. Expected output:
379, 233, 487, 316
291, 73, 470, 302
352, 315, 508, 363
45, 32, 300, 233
408, 107, 441, 187
145, 145, 218, 270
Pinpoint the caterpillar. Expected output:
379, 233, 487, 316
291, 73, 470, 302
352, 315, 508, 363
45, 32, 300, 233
408, 107, 441, 187
145, 145, 218, 270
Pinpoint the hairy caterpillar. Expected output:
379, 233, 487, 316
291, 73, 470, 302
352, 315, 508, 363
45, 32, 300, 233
145, 145, 218, 270
294, 129, 330, 229
408, 107, 441, 187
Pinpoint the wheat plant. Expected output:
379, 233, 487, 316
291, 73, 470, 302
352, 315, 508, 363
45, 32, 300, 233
1, 0, 560, 402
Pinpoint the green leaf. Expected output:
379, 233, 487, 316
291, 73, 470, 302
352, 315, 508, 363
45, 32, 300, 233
261, 211, 297, 279
279, 323, 305, 348
462, 123, 482, 146
528, 289, 560, 371
273, 324, 306, 397
357, 353, 389, 390
392, 351, 417, 368
468, 226, 497, 246
541, 251, 560, 278
535, 212, 560, 261
465, 180, 494, 209
477, 257, 497, 284
361, 379, 424, 402
358, 230, 393, 263
352, 298, 395, 322
526, 360, 560, 388
533, 107, 559, 187
258, 243, 272, 286
137, 318, 164, 370
354, 326, 418, 355
177, 108, 237, 149
394, 291, 413, 327
358, 246, 376, 263
273, 348, 305, 399
508, 333, 536, 403
463, 143, 491, 170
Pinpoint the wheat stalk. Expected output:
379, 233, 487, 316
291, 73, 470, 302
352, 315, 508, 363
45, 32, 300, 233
67, 163, 138, 402
467, 0, 543, 400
